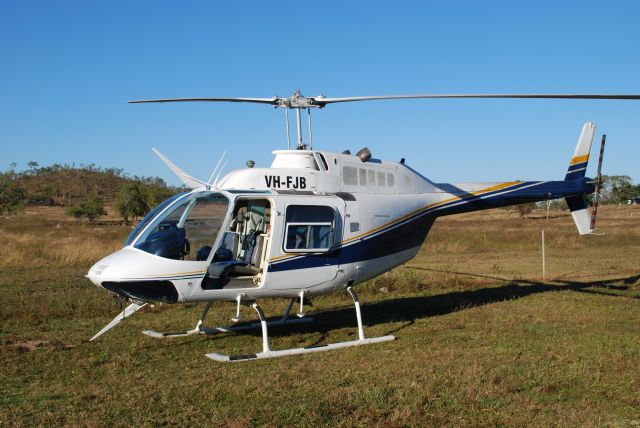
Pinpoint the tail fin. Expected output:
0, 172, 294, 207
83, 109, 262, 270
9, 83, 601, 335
564, 122, 596, 235
565, 122, 595, 180
566, 196, 593, 235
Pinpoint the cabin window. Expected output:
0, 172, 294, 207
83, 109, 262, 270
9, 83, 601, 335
284, 205, 335, 252
387, 172, 395, 187
318, 153, 329, 171
359, 168, 367, 186
377, 171, 386, 187
343, 166, 358, 185
403, 174, 412, 189
367, 170, 376, 186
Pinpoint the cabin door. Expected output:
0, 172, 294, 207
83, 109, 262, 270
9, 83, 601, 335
340, 198, 361, 282
265, 199, 342, 289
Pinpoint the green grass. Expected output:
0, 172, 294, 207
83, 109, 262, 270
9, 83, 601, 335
1, 206, 639, 426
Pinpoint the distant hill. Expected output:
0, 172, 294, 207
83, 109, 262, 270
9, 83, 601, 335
5, 163, 183, 207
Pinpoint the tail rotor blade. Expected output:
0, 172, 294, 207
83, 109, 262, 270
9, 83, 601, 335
590, 134, 606, 230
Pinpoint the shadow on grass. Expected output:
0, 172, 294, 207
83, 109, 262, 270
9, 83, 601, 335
215, 272, 640, 341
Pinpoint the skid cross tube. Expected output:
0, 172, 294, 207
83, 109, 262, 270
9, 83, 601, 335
206, 287, 395, 362
142, 298, 312, 339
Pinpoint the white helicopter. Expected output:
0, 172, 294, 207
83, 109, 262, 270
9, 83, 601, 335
88, 91, 639, 362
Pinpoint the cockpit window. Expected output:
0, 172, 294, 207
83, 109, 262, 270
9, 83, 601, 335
132, 192, 230, 261
124, 192, 188, 246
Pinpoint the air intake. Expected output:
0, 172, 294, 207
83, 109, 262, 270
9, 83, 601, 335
356, 147, 371, 162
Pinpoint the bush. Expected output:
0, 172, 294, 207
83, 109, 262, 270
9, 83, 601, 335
116, 184, 149, 225
65, 205, 84, 221
65, 195, 106, 222
517, 203, 535, 218
0, 173, 26, 217
82, 196, 107, 221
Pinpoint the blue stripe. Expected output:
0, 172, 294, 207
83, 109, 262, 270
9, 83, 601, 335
268, 179, 589, 272
565, 161, 588, 180
426, 181, 540, 215
566, 161, 588, 172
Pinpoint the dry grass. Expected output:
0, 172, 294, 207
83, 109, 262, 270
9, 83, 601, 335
0, 206, 126, 269
1, 205, 639, 426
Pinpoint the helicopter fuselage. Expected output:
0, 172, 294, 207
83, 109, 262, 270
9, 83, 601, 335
88, 147, 594, 305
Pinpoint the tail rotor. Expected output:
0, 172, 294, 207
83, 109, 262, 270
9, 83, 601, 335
590, 134, 606, 230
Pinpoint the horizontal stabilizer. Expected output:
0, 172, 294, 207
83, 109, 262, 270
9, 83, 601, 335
152, 148, 208, 189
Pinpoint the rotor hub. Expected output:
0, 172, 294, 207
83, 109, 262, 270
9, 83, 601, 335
277, 90, 326, 109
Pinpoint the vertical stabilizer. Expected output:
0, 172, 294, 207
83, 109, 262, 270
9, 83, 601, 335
565, 122, 595, 180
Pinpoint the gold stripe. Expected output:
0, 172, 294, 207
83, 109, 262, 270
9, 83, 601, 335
269, 253, 296, 262
570, 154, 589, 165
342, 181, 521, 244
269, 181, 523, 263
144, 270, 206, 278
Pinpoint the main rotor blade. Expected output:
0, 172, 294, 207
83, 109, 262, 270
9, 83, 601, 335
313, 93, 640, 106
129, 92, 640, 110
129, 97, 279, 105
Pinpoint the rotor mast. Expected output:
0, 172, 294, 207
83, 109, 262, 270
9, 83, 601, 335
277, 90, 321, 151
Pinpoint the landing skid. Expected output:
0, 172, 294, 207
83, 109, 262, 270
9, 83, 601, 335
142, 298, 313, 339
206, 287, 395, 362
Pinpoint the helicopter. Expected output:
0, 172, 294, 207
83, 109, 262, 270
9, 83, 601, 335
87, 91, 640, 362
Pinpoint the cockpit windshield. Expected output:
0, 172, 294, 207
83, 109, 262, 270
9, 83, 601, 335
131, 191, 230, 261
124, 192, 188, 246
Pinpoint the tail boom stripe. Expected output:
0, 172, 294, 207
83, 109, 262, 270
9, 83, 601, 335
570, 154, 590, 165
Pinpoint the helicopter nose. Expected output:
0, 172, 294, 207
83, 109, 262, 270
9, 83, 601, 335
87, 260, 110, 287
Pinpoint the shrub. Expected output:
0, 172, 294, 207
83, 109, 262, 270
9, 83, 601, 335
64, 195, 106, 222
0, 173, 26, 217
116, 184, 149, 225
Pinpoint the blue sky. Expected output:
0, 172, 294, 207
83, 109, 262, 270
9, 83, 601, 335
1, 1, 639, 185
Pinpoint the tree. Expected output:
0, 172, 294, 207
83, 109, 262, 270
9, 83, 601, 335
65, 195, 106, 222
0, 173, 26, 217
82, 195, 106, 222
65, 204, 84, 222
116, 184, 149, 224
27, 161, 39, 174
601, 175, 637, 205
145, 184, 175, 207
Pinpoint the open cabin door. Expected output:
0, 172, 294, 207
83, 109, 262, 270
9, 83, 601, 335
201, 197, 273, 290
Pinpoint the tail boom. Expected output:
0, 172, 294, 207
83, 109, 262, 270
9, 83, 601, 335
430, 122, 598, 234
432, 179, 593, 217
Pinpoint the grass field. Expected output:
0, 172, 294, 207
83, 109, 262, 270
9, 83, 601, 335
1, 205, 639, 426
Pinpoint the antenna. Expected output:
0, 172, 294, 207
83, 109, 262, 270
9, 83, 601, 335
212, 159, 229, 187
207, 150, 227, 185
